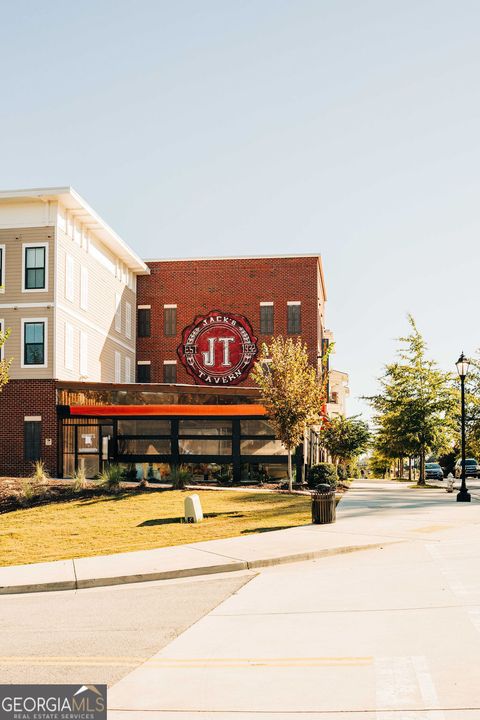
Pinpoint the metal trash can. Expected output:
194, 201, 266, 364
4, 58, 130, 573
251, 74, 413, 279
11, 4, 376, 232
311, 483, 336, 524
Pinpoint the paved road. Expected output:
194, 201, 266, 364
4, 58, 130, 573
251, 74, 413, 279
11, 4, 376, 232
0, 572, 252, 686
107, 482, 480, 719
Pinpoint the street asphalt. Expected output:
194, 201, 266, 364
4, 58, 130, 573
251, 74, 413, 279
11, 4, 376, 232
0, 571, 252, 686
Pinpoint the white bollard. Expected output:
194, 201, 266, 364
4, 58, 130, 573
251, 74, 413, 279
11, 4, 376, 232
184, 494, 204, 523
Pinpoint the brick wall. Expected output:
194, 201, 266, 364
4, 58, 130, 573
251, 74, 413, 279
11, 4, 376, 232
0, 379, 58, 477
137, 256, 325, 385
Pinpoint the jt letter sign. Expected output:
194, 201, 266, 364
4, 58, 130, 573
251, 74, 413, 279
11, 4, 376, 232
178, 310, 258, 385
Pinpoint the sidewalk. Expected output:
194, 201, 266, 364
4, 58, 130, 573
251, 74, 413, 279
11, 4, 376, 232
0, 480, 477, 595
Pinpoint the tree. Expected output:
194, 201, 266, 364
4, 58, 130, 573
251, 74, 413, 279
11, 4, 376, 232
0, 323, 10, 394
366, 315, 455, 485
251, 337, 328, 492
319, 415, 370, 466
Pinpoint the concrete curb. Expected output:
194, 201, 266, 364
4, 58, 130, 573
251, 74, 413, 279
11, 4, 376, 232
0, 541, 392, 596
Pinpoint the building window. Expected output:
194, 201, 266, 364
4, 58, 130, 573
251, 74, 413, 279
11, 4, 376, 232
115, 350, 121, 383
260, 303, 274, 334
331, 391, 339, 404
125, 356, 131, 383
65, 321, 74, 371
23, 320, 46, 366
80, 266, 88, 310
0, 245, 5, 291
65, 253, 74, 302
137, 307, 151, 337
24, 245, 47, 290
79, 330, 88, 377
115, 294, 121, 332
125, 302, 132, 339
163, 361, 177, 383
164, 305, 177, 336
137, 362, 151, 383
287, 302, 301, 334
24, 420, 41, 462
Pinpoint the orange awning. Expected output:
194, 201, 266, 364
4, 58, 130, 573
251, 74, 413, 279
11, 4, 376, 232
69, 404, 268, 417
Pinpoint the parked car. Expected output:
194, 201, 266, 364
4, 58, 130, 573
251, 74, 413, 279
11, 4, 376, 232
454, 458, 480, 478
425, 462, 444, 481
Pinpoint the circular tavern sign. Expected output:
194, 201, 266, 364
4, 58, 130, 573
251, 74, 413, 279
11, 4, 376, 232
177, 310, 258, 385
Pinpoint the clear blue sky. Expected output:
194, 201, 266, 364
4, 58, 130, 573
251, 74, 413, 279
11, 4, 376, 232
1, 0, 479, 415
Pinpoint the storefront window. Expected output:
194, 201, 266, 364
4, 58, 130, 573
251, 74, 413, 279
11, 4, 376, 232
240, 419, 276, 436
117, 419, 171, 436
179, 438, 232, 455
117, 438, 170, 455
240, 439, 287, 456
240, 462, 288, 482
179, 419, 232, 436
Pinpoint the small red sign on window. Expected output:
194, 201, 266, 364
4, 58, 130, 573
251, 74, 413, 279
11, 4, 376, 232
177, 310, 258, 385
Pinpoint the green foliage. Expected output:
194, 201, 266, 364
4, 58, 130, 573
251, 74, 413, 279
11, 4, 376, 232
319, 415, 370, 464
167, 465, 192, 490
368, 451, 392, 478
345, 458, 360, 478
337, 464, 348, 481
0, 324, 11, 395
365, 315, 456, 484
20, 478, 37, 504
98, 464, 124, 494
251, 336, 329, 491
307, 462, 338, 489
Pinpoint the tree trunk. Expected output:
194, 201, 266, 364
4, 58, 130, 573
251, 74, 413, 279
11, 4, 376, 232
418, 448, 426, 485
287, 449, 293, 492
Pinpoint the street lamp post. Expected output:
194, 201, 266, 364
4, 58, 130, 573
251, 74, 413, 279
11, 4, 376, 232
456, 352, 471, 503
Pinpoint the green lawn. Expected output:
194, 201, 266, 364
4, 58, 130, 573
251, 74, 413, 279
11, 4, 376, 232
0, 490, 312, 567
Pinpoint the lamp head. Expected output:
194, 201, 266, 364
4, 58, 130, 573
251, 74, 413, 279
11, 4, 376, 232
456, 352, 470, 379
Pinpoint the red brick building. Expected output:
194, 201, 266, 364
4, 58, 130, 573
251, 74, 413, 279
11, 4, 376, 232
136, 255, 327, 386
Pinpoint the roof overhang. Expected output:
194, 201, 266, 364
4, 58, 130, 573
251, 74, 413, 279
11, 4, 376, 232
0, 186, 149, 275
66, 404, 268, 417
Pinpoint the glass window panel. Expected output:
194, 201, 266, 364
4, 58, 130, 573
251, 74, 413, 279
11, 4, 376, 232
77, 454, 100, 478
137, 308, 151, 337
118, 438, 170, 455
179, 419, 232, 436
260, 305, 274, 334
78, 427, 99, 452
163, 363, 177, 383
63, 454, 75, 479
164, 307, 177, 336
117, 419, 171, 436
137, 364, 151, 383
240, 419, 276, 436
179, 438, 232, 455
240, 439, 287, 456
24, 421, 41, 461
287, 304, 301, 334
241, 462, 288, 481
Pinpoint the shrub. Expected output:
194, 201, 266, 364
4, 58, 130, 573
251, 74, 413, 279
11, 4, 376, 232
20, 478, 37, 504
31, 460, 49, 485
167, 465, 192, 490
307, 463, 338, 489
98, 464, 123, 494
337, 464, 348, 481
72, 466, 88, 493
